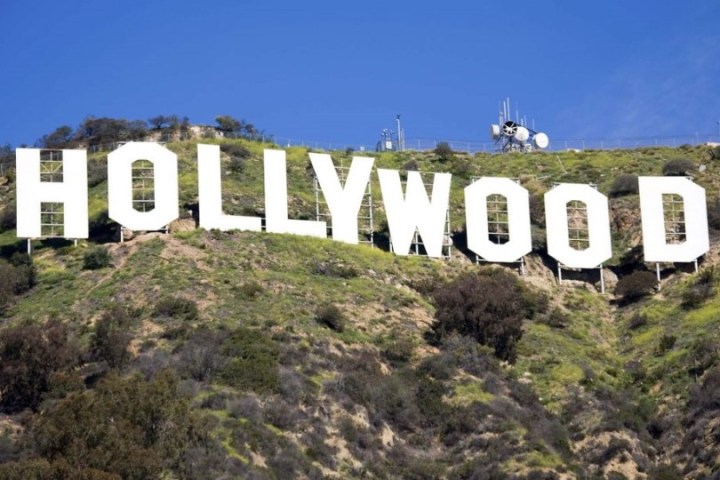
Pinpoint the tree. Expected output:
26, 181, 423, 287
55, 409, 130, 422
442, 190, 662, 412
39, 126, 75, 149
31, 371, 199, 479
75, 117, 148, 146
0, 144, 13, 177
244, 123, 257, 139
149, 115, 181, 131
0, 320, 79, 412
214, 115, 241, 134
91, 307, 133, 369
148, 115, 169, 130
430, 269, 535, 362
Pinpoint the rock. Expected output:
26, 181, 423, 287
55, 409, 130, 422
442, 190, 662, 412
121, 227, 136, 241
169, 218, 196, 233
598, 268, 618, 292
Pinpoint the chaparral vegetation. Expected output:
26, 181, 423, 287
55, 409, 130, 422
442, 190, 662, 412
1, 117, 720, 478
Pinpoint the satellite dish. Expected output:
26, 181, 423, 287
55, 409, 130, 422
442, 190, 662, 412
490, 124, 501, 140
533, 132, 549, 149
515, 126, 529, 143
502, 121, 517, 136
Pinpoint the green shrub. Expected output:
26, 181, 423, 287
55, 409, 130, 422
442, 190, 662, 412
662, 158, 695, 176
709, 146, 720, 160
681, 267, 716, 309
237, 280, 264, 299
707, 197, 720, 230
538, 307, 569, 329
0, 201, 16, 231
628, 313, 648, 330
154, 297, 198, 321
647, 464, 682, 480
87, 159, 108, 187
91, 306, 133, 369
609, 174, 639, 197
0, 320, 79, 412
382, 335, 415, 364
222, 143, 251, 173
0, 458, 120, 480
31, 371, 198, 480
434, 142, 455, 162
178, 328, 224, 381
615, 271, 656, 303
315, 304, 345, 333
0, 257, 37, 308
688, 337, 718, 378
83, 246, 111, 270
402, 159, 419, 171
655, 334, 677, 356
313, 261, 358, 279
682, 283, 714, 309
220, 327, 279, 394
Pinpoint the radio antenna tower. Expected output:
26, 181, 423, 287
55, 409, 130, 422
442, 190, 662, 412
490, 98, 549, 153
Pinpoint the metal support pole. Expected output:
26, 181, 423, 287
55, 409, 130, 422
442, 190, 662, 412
557, 264, 563, 284
599, 265, 605, 294
120, 228, 124, 244
656, 263, 661, 290
27, 239, 32, 256
694, 258, 699, 273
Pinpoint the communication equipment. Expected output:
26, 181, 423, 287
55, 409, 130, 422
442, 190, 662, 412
490, 98, 550, 153
376, 115, 405, 152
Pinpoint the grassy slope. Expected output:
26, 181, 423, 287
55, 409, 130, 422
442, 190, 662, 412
1, 140, 720, 478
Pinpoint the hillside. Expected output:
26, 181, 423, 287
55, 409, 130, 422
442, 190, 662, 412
1, 139, 720, 479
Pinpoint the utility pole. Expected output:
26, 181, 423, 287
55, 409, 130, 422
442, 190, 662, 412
396, 115, 403, 152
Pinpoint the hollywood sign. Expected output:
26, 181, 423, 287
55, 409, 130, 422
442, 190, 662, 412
15, 143, 710, 269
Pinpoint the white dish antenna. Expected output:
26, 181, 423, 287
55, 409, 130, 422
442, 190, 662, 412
533, 132, 549, 149
490, 124, 501, 140
515, 126, 529, 143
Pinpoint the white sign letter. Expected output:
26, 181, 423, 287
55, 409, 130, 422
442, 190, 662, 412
197, 144, 261, 231
545, 184, 612, 268
108, 142, 179, 231
309, 153, 374, 244
639, 176, 709, 262
16, 148, 88, 239
264, 149, 326, 237
378, 169, 451, 258
465, 177, 531, 262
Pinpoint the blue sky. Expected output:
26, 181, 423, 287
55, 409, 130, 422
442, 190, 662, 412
1, 1, 719, 149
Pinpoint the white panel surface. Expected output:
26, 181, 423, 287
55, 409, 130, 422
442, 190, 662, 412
639, 176, 709, 262
108, 142, 179, 231
197, 144, 261, 231
545, 184, 612, 268
465, 177, 532, 262
264, 149, 326, 237
16, 148, 89, 238
378, 169, 451, 257
309, 153, 374, 244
